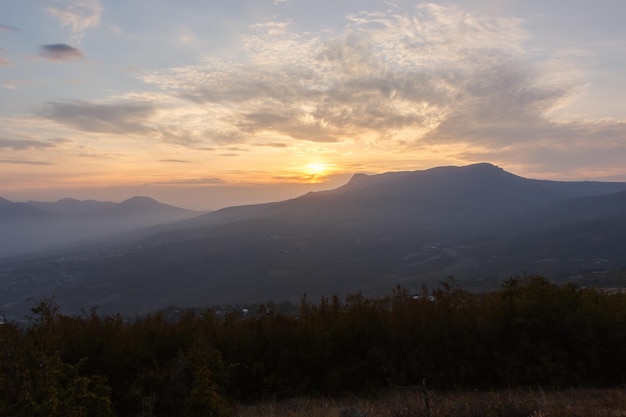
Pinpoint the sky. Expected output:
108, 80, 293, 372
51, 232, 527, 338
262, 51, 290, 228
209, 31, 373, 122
1, 0, 625, 210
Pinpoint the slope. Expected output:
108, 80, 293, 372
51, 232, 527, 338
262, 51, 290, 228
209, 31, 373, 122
1, 163, 625, 317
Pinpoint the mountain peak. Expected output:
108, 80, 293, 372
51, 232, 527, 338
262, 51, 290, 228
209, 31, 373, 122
461, 162, 511, 177
119, 196, 160, 207
465, 162, 503, 171
342, 163, 508, 192
347, 172, 371, 185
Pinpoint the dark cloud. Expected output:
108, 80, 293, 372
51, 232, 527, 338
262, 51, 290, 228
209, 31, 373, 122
78, 152, 109, 158
256, 142, 289, 148
0, 138, 57, 150
40, 43, 84, 61
50, 137, 72, 145
0, 24, 20, 32
38, 100, 155, 134
159, 159, 192, 163
0, 159, 51, 165
151, 177, 225, 185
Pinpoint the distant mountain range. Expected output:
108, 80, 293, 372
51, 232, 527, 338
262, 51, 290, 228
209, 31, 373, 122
0, 196, 203, 258
1, 163, 626, 318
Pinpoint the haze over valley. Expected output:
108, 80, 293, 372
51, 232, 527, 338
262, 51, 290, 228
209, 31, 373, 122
0, 196, 203, 257
2, 163, 626, 318
2, 0, 626, 317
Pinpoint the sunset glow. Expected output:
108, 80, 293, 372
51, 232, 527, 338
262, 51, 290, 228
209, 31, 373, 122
1, 1, 625, 209
304, 162, 329, 179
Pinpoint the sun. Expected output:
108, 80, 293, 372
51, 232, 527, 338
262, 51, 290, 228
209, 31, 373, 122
305, 162, 328, 176
300, 162, 331, 182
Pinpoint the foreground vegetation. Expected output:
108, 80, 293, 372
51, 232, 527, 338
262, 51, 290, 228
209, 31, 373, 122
1, 276, 625, 416
235, 388, 626, 417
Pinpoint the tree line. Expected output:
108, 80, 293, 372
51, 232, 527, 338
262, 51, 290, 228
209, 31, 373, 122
1, 276, 625, 416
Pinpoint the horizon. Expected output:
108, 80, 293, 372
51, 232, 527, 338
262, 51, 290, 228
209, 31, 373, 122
2, 1, 626, 210
3, 161, 626, 211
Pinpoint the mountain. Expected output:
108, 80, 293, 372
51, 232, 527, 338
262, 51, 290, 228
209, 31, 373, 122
26, 198, 117, 215
178, 162, 626, 240
1, 163, 626, 317
0, 197, 58, 220
109, 196, 196, 217
0, 196, 203, 259
25, 196, 191, 218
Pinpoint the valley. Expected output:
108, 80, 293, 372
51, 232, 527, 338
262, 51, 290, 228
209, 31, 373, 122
1, 163, 626, 318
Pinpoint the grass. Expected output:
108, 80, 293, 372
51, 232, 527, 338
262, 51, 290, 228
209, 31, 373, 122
233, 387, 626, 417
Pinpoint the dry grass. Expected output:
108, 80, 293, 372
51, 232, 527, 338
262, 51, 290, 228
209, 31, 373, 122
233, 387, 626, 417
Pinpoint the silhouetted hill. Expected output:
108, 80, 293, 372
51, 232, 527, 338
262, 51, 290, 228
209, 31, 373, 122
183, 163, 624, 240
115, 196, 169, 211
1, 163, 626, 317
0, 197, 58, 220
0, 197, 203, 259
27, 198, 116, 215
25, 196, 193, 218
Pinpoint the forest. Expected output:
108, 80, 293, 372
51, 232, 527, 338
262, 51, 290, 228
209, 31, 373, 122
1, 276, 625, 417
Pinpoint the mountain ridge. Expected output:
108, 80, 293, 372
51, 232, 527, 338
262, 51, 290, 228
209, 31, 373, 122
0, 196, 204, 259
1, 162, 626, 317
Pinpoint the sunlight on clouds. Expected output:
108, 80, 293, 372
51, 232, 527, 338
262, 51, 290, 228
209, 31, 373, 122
135, 2, 540, 153
4, 0, 623, 199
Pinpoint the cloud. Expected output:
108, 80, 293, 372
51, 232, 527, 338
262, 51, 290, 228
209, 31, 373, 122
38, 100, 156, 134
0, 159, 51, 165
256, 142, 289, 148
40, 43, 84, 61
0, 24, 20, 32
76, 145, 117, 159
157, 126, 201, 147
0, 138, 57, 150
46, 0, 102, 41
34, 94, 217, 148
458, 120, 626, 175
151, 177, 225, 185
159, 159, 192, 163
133, 1, 626, 175
21, 1, 616, 179
137, 3, 535, 146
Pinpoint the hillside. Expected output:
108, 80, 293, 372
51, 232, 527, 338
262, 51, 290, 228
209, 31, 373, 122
1, 163, 626, 317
